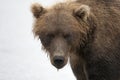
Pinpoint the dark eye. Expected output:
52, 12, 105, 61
64, 34, 72, 41
39, 34, 55, 47
46, 34, 55, 39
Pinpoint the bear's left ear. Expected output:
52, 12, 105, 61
31, 3, 46, 18
74, 5, 90, 21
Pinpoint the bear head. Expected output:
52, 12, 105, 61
31, 2, 95, 69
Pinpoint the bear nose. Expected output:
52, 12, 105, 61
53, 56, 64, 66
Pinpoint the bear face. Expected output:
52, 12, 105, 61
31, 2, 94, 69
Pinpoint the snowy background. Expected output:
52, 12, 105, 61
0, 0, 75, 80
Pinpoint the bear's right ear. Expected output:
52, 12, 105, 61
31, 3, 46, 18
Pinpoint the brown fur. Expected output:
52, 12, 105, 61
31, 1, 120, 80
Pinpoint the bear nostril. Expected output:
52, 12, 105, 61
53, 56, 64, 65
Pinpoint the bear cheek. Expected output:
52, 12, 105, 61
70, 34, 81, 48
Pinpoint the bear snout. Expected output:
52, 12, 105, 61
53, 56, 65, 69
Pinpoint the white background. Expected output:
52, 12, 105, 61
0, 0, 75, 80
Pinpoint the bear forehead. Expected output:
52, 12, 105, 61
35, 2, 83, 28
34, 2, 84, 35
36, 11, 80, 32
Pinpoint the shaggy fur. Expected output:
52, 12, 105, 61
31, 0, 120, 80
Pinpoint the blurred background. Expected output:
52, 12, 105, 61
0, 0, 75, 80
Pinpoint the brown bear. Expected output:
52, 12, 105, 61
31, 0, 120, 80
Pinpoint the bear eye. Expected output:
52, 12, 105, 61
46, 34, 55, 39
64, 34, 72, 41
39, 33, 55, 47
